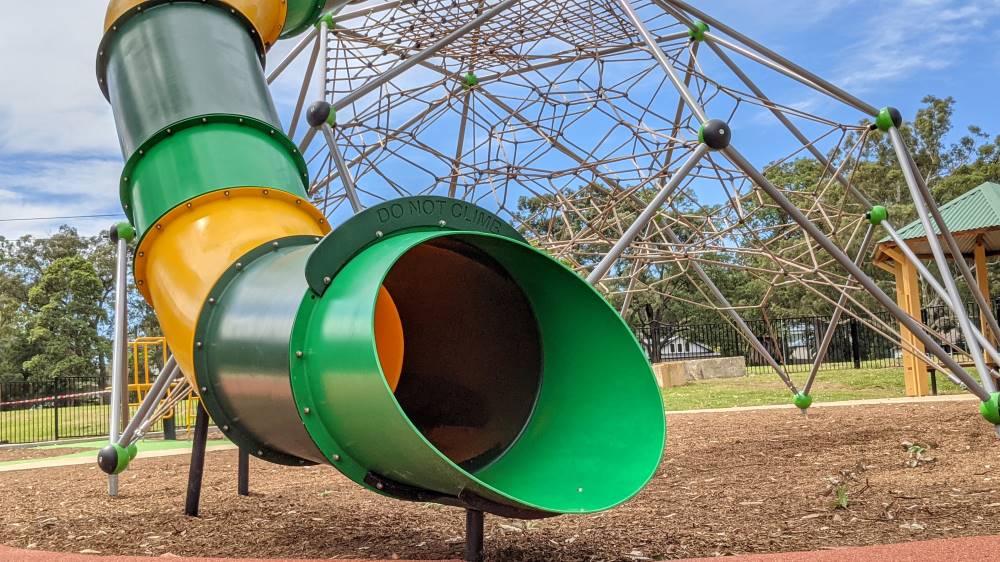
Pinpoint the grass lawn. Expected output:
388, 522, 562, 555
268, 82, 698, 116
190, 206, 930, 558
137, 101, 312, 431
662, 366, 969, 411
0, 399, 201, 445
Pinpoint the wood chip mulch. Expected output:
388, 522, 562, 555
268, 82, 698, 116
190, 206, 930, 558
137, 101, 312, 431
2, 400, 999, 561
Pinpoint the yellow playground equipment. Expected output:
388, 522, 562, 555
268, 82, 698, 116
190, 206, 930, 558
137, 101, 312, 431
127, 337, 199, 433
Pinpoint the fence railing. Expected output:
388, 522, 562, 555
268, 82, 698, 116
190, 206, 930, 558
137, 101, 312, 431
633, 297, 1000, 374
0, 376, 199, 445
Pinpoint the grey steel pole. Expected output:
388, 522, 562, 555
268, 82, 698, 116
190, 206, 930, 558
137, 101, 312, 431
334, 0, 404, 23
333, 0, 521, 112
587, 143, 708, 284
662, 223, 799, 394
108, 235, 129, 497
448, 90, 473, 198
657, 0, 879, 116
315, 19, 330, 102
288, 34, 322, 140
616, 0, 707, 123
703, 33, 861, 113
888, 127, 995, 394
322, 123, 363, 212
267, 27, 319, 84
722, 145, 990, 401
802, 225, 875, 396
882, 222, 1000, 368
898, 148, 1000, 345
117, 357, 179, 447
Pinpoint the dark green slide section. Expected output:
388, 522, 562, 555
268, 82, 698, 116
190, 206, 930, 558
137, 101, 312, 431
291, 230, 666, 514
103, 1, 280, 157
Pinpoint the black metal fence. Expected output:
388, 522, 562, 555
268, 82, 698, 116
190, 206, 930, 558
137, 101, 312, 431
0, 377, 110, 445
633, 297, 1000, 374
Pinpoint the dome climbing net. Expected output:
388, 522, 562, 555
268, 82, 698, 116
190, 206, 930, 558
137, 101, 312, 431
270, 0, 1000, 414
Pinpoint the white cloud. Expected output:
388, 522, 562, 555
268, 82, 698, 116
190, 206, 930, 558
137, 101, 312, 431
0, 158, 124, 238
0, 0, 119, 156
836, 0, 1000, 92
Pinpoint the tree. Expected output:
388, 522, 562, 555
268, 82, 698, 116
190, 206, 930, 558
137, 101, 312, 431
21, 256, 105, 380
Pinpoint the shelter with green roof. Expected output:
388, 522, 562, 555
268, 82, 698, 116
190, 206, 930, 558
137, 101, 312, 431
873, 182, 1000, 396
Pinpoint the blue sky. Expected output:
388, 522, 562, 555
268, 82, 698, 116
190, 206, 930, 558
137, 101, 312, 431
1, 0, 998, 238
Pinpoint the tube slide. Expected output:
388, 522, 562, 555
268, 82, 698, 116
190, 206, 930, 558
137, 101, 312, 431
96, 0, 664, 516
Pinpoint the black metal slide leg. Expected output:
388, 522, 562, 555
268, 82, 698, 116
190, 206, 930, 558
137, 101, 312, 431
184, 403, 209, 516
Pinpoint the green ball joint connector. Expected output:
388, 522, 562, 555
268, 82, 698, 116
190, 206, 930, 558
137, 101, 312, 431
462, 72, 479, 90
980, 392, 1000, 425
866, 205, 888, 226
306, 101, 336, 128
794, 392, 813, 411
688, 21, 709, 42
698, 119, 732, 150
108, 222, 136, 243
873, 106, 903, 132
97, 443, 135, 475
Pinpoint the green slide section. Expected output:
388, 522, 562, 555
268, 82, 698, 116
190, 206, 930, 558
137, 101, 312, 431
281, 0, 328, 38
290, 229, 666, 514
123, 117, 308, 234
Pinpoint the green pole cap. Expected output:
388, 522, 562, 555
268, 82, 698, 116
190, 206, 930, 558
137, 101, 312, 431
126, 442, 139, 461
794, 392, 813, 410
689, 21, 709, 42
981, 392, 1000, 425
462, 72, 479, 90
866, 205, 889, 226
109, 222, 136, 243
316, 12, 336, 28
875, 107, 903, 132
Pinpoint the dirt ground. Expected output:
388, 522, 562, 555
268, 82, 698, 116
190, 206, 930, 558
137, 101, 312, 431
2, 400, 1000, 561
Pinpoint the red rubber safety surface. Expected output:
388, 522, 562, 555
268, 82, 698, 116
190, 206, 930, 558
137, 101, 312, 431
677, 535, 1000, 561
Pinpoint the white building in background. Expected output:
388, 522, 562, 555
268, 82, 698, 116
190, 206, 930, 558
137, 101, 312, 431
655, 335, 720, 361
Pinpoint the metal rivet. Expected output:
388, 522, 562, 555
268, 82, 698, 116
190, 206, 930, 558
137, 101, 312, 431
138, 251, 144, 257
137, 280, 143, 285
201, 386, 207, 392
296, 351, 304, 358
122, 177, 129, 182
201, 118, 207, 123
186, 203, 192, 208
375, 230, 384, 238
257, 450, 264, 456
303, 407, 310, 414
235, 262, 243, 270
375, 482, 384, 490
272, 241, 280, 249
438, 220, 447, 227
295, 199, 302, 205
262, 189, 270, 195
222, 425, 229, 431
166, 128, 172, 134
224, 191, 230, 197
196, 341, 203, 348
323, 276, 331, 285
578, 487, 584, 492
155, 224, 162, 230
238, 118, 244, 124
208, 297, 216, 305
314, 237, 321, 243
332, 454, 341, 462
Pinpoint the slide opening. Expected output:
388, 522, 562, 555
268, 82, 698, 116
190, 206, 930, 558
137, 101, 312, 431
382, 238, 542, 472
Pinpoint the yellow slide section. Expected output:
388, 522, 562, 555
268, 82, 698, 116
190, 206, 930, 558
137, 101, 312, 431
104, 0, 287, 47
